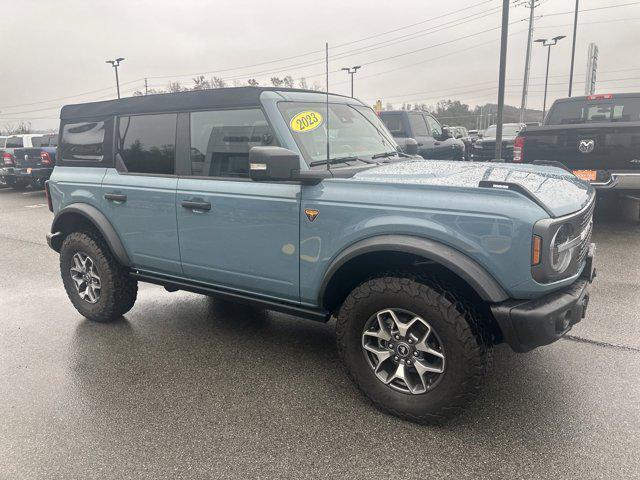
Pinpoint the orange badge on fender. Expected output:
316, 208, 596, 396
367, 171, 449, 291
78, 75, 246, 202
305, 209, 319, 222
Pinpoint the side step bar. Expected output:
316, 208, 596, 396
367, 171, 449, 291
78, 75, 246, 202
130, 270, 330, 322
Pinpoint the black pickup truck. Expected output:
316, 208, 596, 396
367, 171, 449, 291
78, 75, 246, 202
513, 93, 640, 190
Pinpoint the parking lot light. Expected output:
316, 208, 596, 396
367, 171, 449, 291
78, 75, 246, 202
106, 57, 125, 99
535, 36, 565, 120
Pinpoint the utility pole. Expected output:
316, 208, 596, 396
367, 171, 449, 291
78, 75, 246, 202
106, 57, 125, 99
341, 66, 361, 97
494, 0, 509, 161
535, 36, 565, 121
519, 0, 537, 123
144, 78, 148, 95
568, 0, 579, 96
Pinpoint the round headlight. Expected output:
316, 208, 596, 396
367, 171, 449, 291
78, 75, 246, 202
550, 223, 575, 274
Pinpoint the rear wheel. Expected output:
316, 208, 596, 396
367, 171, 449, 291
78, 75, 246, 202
6, 178, 29, 190
336, 275, 490, 423
60, 231, 138, 322
30, 177, 46, 190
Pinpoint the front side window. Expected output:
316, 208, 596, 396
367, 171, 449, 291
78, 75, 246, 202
278, 102, 398, 167
60, 122, 104, 161
424, 115, 442, 137
190, 109, 276, 178
117, 114, 176, 175
6, 136, 24, 148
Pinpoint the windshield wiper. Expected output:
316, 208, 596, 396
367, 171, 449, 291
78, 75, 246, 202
371, 151, 401, 160
309, 156, 376, 167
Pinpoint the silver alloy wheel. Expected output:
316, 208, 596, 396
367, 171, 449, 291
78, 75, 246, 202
70, 252, 101, 304
362, 308, 445, 394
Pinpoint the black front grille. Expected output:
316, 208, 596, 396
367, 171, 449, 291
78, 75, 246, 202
575, 199, 595, 264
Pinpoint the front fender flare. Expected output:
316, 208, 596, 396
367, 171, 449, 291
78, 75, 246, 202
318, 235, 509, 304
49, 203, 130, 266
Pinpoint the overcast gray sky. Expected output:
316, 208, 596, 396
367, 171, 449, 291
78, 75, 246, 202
1, 0, 639, 130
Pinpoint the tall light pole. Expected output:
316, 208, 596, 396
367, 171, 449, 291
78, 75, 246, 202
341, 65, 361, 97
106, 57, 125, 99
568, 0, 579, 96
494, 0, 509, 162
519, 0, 538, 123
535, 36, 565, 121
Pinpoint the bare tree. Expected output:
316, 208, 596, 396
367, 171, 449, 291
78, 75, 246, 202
298, 77, 308, 89
192, 75, 211, 90
270, 77, 284, 87
1, 121, 32, 135
247, 78, 259, 86
283, 75, 295, 88
167, 81, 185, 93
232, 79, 242, 87
311, 81, 324, 92
211, 77, 226, 88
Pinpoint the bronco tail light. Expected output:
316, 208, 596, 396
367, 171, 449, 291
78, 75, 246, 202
41, 151, 52, 166
513, 136, 525, 162
587, 94, 613, 100
44, 180, 53, 212
2, 152, 14, 166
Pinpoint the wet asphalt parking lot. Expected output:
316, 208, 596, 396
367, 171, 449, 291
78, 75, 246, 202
0, 186, 638, 480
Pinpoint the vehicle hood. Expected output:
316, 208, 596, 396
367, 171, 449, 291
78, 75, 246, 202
350, 159, 594, 217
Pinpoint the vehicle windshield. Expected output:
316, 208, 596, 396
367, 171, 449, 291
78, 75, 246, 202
277, 101, 398, 168
483, 124, 521, 137
546, 96, 640, 125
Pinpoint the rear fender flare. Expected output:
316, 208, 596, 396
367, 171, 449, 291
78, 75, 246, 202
50, 203, 130, 266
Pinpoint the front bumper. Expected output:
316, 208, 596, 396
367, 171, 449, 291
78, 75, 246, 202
591, 172, 640, 190
491, 244, 596, 353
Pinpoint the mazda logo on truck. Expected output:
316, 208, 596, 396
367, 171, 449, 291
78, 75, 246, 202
578, 139, 595, 154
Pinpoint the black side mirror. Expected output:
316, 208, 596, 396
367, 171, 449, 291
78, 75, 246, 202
249, 146, 300, 181
404, 138, 419, 156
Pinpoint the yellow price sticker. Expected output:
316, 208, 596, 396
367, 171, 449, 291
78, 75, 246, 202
290, 110, 323, 133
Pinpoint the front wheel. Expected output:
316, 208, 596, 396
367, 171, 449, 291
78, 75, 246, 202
60, 231, 138, 322
336, 276, 491, 423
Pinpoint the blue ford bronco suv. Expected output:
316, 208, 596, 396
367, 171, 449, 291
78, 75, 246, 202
46, 87, 596, 423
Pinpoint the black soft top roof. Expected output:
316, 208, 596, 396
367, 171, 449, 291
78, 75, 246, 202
60, 86, 337, 120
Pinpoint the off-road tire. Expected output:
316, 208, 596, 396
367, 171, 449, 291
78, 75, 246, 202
336, 275, 491, 424
60, 230, 138, 322
7, 178, 29, 190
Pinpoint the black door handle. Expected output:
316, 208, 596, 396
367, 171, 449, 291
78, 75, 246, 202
434, 142, 441, 146
181, 200, 211, 211
104, 193, 127, 202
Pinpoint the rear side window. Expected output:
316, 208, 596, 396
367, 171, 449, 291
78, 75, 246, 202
116, 114, 177, 175
60, 122, 104, 161
6, 136, 24, 148
32, 135, 58, 148
547, 97, 640, 124
408, 114, 429, 136
380, 114, 407, 137
189, 109, 276, 178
